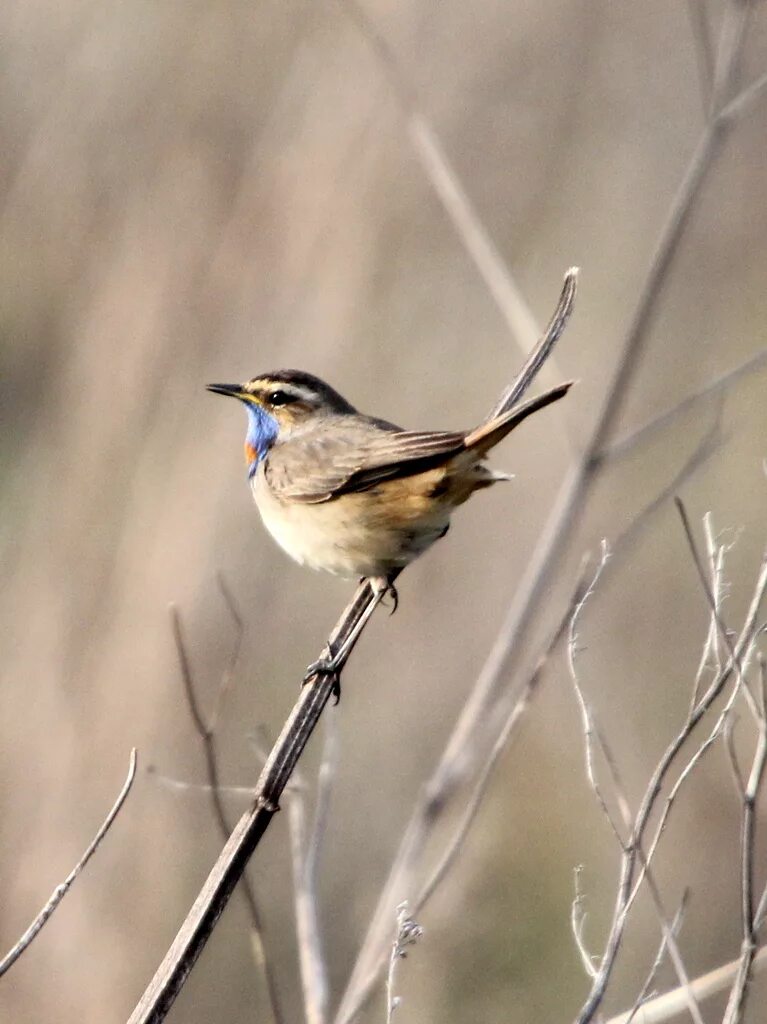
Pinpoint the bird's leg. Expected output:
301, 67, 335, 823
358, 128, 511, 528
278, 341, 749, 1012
302, 580, 388, 701
371, 574, 399, 615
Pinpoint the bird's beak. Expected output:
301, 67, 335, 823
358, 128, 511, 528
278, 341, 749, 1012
207, 383, 249, 400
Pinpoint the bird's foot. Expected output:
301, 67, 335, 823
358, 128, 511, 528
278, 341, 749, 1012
302, 656, 341, 704
370, 575, 399, 615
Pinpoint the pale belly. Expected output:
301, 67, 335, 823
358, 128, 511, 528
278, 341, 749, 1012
251, 469, 451, 578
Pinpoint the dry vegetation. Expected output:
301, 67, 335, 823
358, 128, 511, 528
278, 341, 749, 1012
1, 2, 767, 1022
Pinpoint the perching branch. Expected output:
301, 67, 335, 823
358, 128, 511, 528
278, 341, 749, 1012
125, 269, 578, 1024
170, 590, 284, 1024
127, 579, 385, 1024
0, 748, 137, 978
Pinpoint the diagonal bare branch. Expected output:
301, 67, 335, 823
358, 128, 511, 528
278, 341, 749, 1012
415, 573, 582, 916
625, 893, 689, 1024
340, 0, 543, 359
675, 498, 761, 719
170, 602, 283, 1024
686, 0, 715, 109
722, 672, 767, 1024
0, 749, 138, 978
604, 945, 767, 1024
287, 774, 330, 1024
598, 347, 767, 468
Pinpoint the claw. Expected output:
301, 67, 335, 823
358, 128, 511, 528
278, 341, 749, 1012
370, 575, 399, 615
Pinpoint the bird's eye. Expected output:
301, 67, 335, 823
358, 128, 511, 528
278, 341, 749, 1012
268, 389, 296, 406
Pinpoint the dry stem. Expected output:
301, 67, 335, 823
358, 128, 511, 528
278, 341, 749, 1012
127, 269, 577, 1024
0, 749, 137, 978
170, 598, 283, 1024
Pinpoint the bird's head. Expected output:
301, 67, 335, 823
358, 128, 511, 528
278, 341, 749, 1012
207, 370, 356, 477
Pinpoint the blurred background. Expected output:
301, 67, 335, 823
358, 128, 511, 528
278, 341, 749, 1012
1, 1, 766, 1021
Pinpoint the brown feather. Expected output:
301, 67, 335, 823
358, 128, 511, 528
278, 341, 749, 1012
264, 381, 571, 505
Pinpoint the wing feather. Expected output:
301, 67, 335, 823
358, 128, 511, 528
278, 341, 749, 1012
264, 419, 466, 504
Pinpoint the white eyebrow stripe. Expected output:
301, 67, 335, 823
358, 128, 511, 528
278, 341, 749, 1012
273, 383, 318, 402
251, 380, 318, 402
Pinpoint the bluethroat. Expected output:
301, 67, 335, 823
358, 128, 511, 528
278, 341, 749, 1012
207, 370, 571, 604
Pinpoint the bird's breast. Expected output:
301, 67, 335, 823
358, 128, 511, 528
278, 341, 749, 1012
251, 466, 453, 578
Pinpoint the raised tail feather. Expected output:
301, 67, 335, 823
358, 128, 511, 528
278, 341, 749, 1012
463, 381, 572, 456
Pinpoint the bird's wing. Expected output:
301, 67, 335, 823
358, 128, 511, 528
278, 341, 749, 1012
265, 421, 467, 503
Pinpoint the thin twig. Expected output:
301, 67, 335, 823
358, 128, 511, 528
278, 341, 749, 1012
604, 946, 767, 1024
284, 709, 338, 1024
340, 0, 543, 360
568, 542, 626, 848
611, 418, 722, 564
210, 573, 245, 732
754, 655, 767, 931
597, 347, 767, 467
304, 709, 339, 905
127, 579, 386, 1024
0, 749, 138, 978
287, 775, 330, 1024
722, 680, 767, 1024
415, 575, 582, 916
577, 552, 767, 1024
688, 514, 727, 712
635, 631, 762, 917
625, 894, 689, 1024
720, 68, 767, 123
130, 264, 576, 1024
146, 766, 255, 799
686, 0, 715, 109
571, 866, 598, 980
337, 135, 731, 1012
569, 551, 705, 1024
675, 498, 760, 719
597, 733, 706, 1024
638, 866, 705, 1024
337, 4, 760, 1014
336, 554, 590, 1024
170, 603, 284, 1024
724, 718, 747, 799
742, 711, 767, 932
709, 0, 751, 117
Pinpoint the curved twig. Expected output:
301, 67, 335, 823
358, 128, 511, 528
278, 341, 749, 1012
0, 749, 138, 978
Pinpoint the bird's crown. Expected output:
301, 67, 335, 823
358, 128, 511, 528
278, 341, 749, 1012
207, 369, 356, 423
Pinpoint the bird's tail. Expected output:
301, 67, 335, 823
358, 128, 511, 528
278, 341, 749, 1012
463, 381, 572, 457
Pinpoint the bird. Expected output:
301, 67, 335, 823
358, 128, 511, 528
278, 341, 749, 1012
207, 370, 571, 614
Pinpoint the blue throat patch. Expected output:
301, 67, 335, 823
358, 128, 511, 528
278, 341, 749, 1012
244, 403, 278, 478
